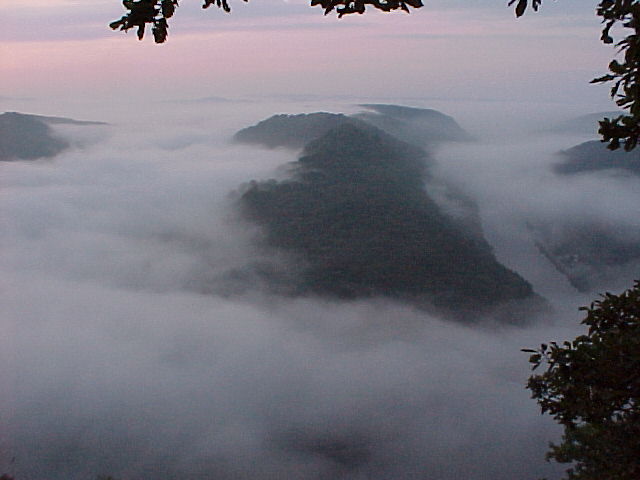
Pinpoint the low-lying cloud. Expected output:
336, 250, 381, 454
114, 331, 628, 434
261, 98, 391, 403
1, 99, 636, 480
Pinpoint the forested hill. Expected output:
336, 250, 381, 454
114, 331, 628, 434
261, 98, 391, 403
233, 104, 472, 151
0, 112, 105, 161
553, 140, 640, 176
352, 104, 474, 147
233, 112, 355, 149
238, 120, 539, 322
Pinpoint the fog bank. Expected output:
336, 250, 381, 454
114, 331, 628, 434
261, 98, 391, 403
2, 98, 636, 479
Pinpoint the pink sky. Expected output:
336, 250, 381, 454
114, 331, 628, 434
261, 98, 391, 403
0, 1, 616, 107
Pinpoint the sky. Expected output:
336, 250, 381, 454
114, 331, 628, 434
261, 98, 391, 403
0, 0, 618, 108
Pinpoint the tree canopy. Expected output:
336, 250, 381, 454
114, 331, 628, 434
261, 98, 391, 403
109, 0, 425, 43
110, 0, 544, 43
523, 282, 640, 480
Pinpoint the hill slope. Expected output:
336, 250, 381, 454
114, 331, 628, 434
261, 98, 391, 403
352, 104, 473, 147
0, 112, 106, 161
233, 105, 473, 151
553, 140, 640, 176
238, 121, 537, 321
233, 112, 354, 149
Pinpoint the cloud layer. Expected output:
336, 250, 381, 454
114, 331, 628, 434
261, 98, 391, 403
1, 99, 637, 480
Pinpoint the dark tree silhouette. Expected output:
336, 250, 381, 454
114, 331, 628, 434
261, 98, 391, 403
523, 282, 640, 480
109, 0, 424, 43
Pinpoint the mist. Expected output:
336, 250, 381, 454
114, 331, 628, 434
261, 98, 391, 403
1, 97, 637, 480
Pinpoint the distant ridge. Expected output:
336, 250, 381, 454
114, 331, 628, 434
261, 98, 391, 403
170, 95, 239, 104
0, 111, 106, 161
2, 111, 107, 126
353, 104, 474, 147
553, 140, 640, 176
234, 112, 357, 149
233, 104, 474, 151
358, 104, 444, 119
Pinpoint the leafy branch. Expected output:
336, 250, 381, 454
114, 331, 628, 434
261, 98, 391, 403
591, 1, 640, 151
523, 281, 640, 479
109, 0, 424, 43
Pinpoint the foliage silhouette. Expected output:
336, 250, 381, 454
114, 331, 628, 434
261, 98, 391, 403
524, 281, 640, 479
109, 0, 423, 43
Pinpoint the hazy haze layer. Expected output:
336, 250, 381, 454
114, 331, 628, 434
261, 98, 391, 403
2, 97, 638, 479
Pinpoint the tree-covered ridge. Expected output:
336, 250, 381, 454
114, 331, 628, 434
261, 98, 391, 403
554, 140, 640, 175
1, 112, 69, 161
233, 105, 472, 151
3, 112, 107, 126
0, 112, 105, 161
239, 120, 538, 321
352, 104, 474, 148
233, 112, 357, 149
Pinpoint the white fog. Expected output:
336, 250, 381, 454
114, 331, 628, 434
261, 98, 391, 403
1, 95, 638, 479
